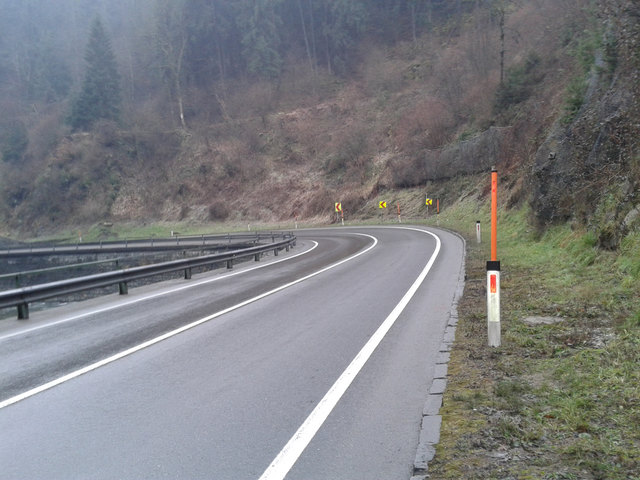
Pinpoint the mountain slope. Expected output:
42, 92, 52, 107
0, 0, 637, 245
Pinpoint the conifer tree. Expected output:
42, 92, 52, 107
69, 17, 121, 131
238, 0, 283, 80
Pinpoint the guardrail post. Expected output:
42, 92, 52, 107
17, 302, 29, 320
0, 233, 297, 314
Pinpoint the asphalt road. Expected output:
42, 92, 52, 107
0, 226, 464, 480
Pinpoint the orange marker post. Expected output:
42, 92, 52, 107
491, 168, 498, 261
487, 167, 501, 347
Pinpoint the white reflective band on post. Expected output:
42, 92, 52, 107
486, 262, 501, 347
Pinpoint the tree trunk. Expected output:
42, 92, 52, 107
499, 9, 505, 85
175, 34, 187, 130
216, 39, 226, 94
308, 0, 318, 68
297, 0, 315, 74
411, 1, 417, 46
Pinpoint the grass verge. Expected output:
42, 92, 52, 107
426, 200, 640, 480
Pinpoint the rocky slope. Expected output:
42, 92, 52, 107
531, 1, 640, 248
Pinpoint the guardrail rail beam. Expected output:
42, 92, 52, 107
0, 233, 295, 320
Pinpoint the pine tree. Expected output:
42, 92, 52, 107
238, 0, 283, 80
69, 17, 121, 131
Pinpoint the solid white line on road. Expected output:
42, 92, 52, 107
258, 227, 441, 480
0, 235, 377, 410
0, 241, 320, 342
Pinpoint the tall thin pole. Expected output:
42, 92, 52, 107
491, 167, 498, 261
487, 166, 500, 347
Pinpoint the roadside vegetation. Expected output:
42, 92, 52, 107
426, 198, 640, 479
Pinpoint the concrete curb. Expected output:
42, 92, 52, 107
412, 230, 467, 479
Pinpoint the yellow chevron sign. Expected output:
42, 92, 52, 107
335, 202, 342, 212
379, 201, 387, 209
425, 198, 433, 206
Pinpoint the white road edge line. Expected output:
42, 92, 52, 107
0, 240, 321, 342
258, 227, 441, 480
0, 234, 377, 410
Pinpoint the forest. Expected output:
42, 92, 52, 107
0, 0, 474, 134
0, 0, 499, 229
0, 0, 637, 242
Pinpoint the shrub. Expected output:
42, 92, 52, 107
324, 123, 370, 174
208, 202, 230, 221
390, 155, 427, 188
561, 76, 588, 125
0, 120, 28, 163
303, 186, 334, 218
26, 109, 67, 162
618, 232, 640, 279
393, 96, 455, 151
494, 52, 543, 114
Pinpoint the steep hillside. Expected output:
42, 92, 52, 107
530, 0, 640, 248
0, 0, 637, 245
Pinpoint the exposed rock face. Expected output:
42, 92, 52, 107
529, 1, 640, 247
425, 127, 512, 180
531, 86, 636, 222
392, 127, 512, 187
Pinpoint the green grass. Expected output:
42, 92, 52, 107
427, 197, 640, 479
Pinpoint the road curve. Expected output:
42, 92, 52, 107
0, 226, 464, 480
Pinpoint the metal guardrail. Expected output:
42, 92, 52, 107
0, 234, 296, 320
0, 258, 123, 288
0, 232, 283, 258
